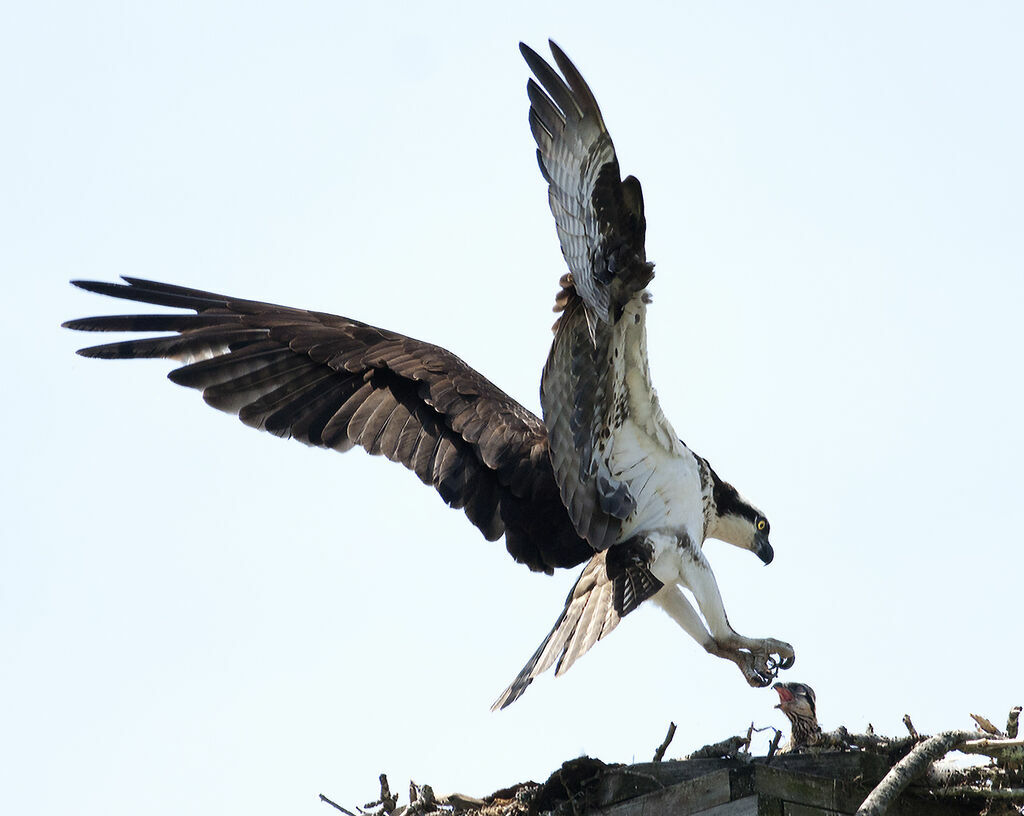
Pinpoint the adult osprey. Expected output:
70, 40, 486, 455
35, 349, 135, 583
64, 41, 794, 708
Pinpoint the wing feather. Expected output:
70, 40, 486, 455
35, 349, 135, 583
521, 43, 674, 552
519, 41, 652, 325
65, 277, 592, 573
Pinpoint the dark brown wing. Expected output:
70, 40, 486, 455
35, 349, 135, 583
64, 277, 592, 574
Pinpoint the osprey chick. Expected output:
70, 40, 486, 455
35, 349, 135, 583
774, 682, 822, 749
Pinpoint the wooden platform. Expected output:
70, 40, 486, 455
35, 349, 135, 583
528, 752, 980, 816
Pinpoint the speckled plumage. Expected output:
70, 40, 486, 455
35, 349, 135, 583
492, 43, 794, 709
774, 682, 823, 749
66, 41, 795, 710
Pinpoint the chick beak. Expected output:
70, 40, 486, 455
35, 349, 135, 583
773, 682, 793, 709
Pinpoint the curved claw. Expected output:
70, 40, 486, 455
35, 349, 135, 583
734, 652, 776, 687
713, 637, 795, 687
741, 638, 796, 687
758, 639, 795, 669
748, 670, 773, 688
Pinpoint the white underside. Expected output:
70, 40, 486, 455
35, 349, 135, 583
610, 418, 704, 544
605, 296, 705, 548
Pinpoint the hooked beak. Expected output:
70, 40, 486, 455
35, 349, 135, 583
773, 682, 793, 709
755, 531, 774, 565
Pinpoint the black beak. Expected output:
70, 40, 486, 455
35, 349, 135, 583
755, 532, 774, 565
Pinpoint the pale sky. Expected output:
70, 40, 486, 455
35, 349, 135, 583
4, 3, 1023, 815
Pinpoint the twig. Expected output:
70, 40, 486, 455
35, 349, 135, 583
653, 722, 676, 762
686, 735, 749, 760
815, 726, 852, 750
320, 794, 360, 816
438, 793, 487, 811
959, 737, 1024, 762
901, 715, 919, 739
971, 713, 1002, 736
765, 728, 783, 764
928, 786, 1024, 801
408, 781, 438, 813
1008, 706, 1022, 739
846, 732, 919, 759
856, 730, 975, 816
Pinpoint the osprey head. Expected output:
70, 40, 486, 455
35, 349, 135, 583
706, 468, 773, 565
773, 682, 821, 747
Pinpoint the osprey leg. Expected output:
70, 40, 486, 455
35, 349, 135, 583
651, 586, 780, 686
657, 550, 794, 686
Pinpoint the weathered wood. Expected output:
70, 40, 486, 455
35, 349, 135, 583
754, 763, 865, 813
698, 797, 757, 815
335, 730, 1019, 816
757, 794, 784, 816
590, 768, 663, 807
782, 803, 842, 816
594, 769, 732, 816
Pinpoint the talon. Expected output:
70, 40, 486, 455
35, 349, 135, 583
748, 671, 771, 688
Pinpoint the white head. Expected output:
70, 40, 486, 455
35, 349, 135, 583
706, 469, 773, 565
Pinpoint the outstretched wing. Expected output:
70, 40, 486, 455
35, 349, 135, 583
522, 42, 676, 552
491, 539, 662, 709
520, 40, 652, 326
64, 277, 593, 574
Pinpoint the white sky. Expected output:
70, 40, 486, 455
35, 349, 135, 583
4, 3, 1023, 815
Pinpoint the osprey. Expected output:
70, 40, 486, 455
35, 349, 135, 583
773, 682, 822, 749
64, 41, 794, 708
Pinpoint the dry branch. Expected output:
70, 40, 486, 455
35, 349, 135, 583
928, 786, 1024, 801
856, 730, 976, 816
1009, 706, 1022, 739
971, 713, 1002, 736
685, 734, 750, 760
959, 737, 1024, 757
320, 793, 360, 816
652, 722, 676, 762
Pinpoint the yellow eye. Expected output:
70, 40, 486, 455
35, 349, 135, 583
757, 519, 766, 531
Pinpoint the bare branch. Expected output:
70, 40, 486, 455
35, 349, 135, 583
765, 728, 783, 763
380, 775, 398, 815
437, 793, 487, 812
1008, 706, 1022, 739
959, 737, 1024, 764
652, 722, 676, 762
320, 793, 360, 816
901, 714, 919, 739
856, 730, 976, 816
928, 786, 1024, 801
685, 734, 749, 760
970, 713, 1002, 736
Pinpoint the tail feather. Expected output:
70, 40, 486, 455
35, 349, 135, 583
491, 553, 618, 710
491, 541, 662, 710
